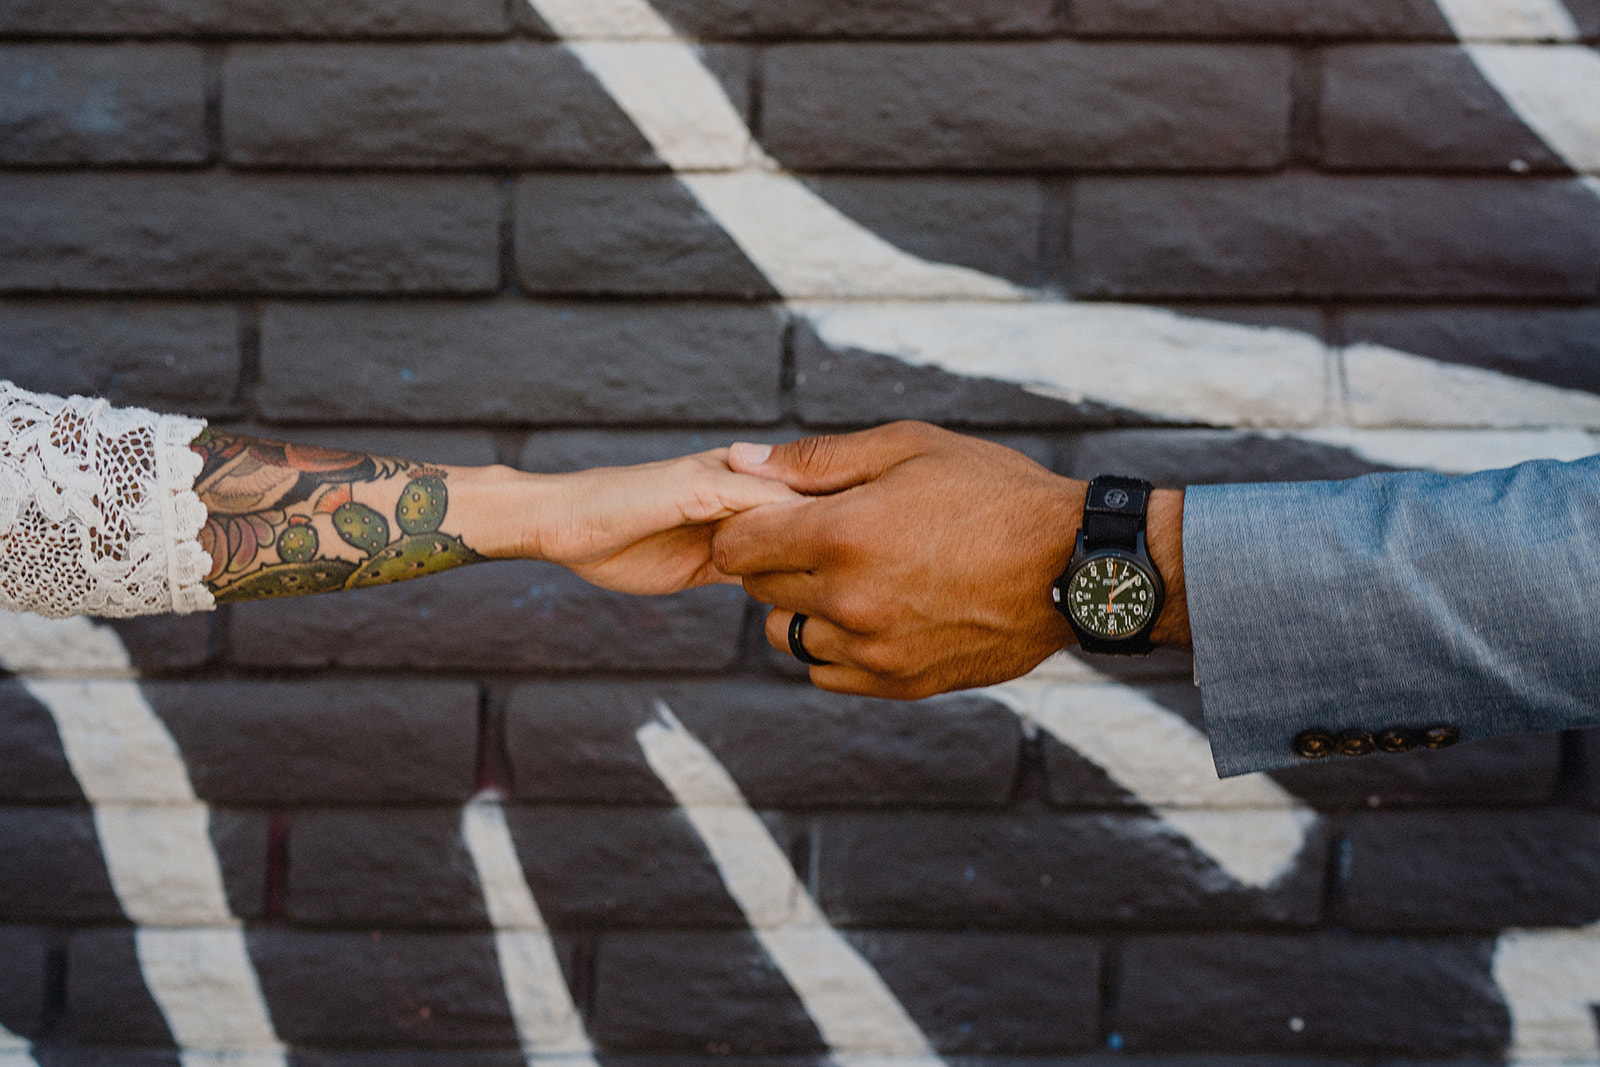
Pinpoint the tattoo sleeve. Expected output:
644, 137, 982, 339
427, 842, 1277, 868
190, 428, 487, 603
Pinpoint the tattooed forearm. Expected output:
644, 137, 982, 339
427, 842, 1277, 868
190, 429, 486, 603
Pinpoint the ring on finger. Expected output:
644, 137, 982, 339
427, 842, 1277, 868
788, 613, 833, 667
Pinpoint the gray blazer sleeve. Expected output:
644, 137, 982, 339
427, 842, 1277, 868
1184, 455, 1600, 777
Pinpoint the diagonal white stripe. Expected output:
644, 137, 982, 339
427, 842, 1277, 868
461, 796, 599, 1061
1494, 923, 1600, 1062
0, 1023, 37, 1066
1434, 0, 1581, 41
638, 703, 940, 1061
0, 614, 286, 1062
983, 677, 1317, 889
1463, 44, 1600, 172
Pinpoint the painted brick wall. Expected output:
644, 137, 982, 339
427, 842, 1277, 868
2, 0, 1600, 1064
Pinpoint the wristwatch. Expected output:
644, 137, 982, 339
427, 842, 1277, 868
1051, 475, 1165, 655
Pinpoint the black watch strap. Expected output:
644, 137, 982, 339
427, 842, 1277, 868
1081, 475, 1152, 553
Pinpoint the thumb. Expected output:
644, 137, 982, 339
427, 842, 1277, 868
729, 423, 928, 495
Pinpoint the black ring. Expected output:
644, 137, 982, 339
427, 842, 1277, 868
788, 613, 832, 666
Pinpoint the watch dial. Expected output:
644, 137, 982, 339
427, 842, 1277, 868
1064, 557, 1158, 639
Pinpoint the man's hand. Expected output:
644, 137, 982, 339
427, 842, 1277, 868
713, 422, 1088, 699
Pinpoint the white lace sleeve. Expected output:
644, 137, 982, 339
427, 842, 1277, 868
0, 382, 215, 618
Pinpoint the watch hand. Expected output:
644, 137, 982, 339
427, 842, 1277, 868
1111, 576, 1139, 599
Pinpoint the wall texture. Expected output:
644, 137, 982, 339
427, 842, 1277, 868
2, 0, 1600, 1064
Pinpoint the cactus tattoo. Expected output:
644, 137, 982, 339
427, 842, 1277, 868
190, 429, 485, 602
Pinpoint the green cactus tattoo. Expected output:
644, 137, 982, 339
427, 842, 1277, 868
191, 430, 487, 603
333, 502, 391, 557
395, 475, 448, 535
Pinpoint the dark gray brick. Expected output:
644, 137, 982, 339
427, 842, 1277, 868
505, 805, 746, 928
1321, 46, 1567, 171
209, 808, 268, 921
286, 809, 487, 929
33, 1052, 179, 1067
249, 929, 517, 1048
763, 44, 1291, 171
1585, 728, 1600, 808
66, 928, 174, 1047
1345, 809, 1600, 931
848, 931, 1101, 1053
802, 176, 1043, 286
257, 300, 783, 423
0, 926, 49, 1040
0, 808, 121, 921
518, 429, 798, 474
0, 45, 207, 164
655, 0, 1062, 37
225, 44, 667, 169
144, 681, 478, 805
1271, 733, 1561, 808
1338, 306, 1600, 396
227, 563, 746, 673
0, 680, 84, 803
794, 320, 1097, 429
594, 931, 823, 1054
1117, 935, 1508, 1055
1072, 0, 1452, 37
1059, 430, 1387, 489
0, 301, 238, 416
505, 683, 1021, 807
289, 1055, 522, 1067
0, 175, 498, 294
817, 811, 1327, 929
515, 176, 773, 298
106, 614, 215, 674
1070, 175, 1600, 299
0, 0, 506, 36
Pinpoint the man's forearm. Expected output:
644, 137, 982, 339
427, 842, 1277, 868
1147, 487, 1191, 649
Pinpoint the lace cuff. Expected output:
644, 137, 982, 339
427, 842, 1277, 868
0, 382, 216, 618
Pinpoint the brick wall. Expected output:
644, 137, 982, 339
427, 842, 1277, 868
2, 0, 1599, 1063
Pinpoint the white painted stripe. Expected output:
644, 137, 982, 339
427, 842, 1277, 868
528, 0, 677, 39
1493, 924, 1600, 1062
982, 679, 1316, 889
637, 703, 940, 1060
527, 0, 1023, 300
0, 614, 286, 1061
1290, 428, 1599, 473
461, 797, 599, 1061
0, 1023, 36, 1066
1435, 0, 1581, 40
1342, 343, 1600, 430
800, 300, 1335, 427
1463, 44, 1600, 171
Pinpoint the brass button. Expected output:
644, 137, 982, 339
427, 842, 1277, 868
1336, 730, 1377, 757
1422, 725, 1460, 749
1377, 729, 1417, 754
1293, 730, 1336, 759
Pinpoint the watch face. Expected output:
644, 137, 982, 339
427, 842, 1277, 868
1062, 555, 1159, 639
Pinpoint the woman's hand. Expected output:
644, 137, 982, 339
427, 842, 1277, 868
512, 449, 802, 595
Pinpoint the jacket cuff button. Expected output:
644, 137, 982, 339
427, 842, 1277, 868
1422, 725, 1460, 749
1293, 730, 1335, 759
1378, 729, 1418, 753
1336, 730, 1377, 757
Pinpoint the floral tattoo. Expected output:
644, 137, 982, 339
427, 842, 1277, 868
190, 429, 485, 603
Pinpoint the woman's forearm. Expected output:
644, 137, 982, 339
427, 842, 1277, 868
192, 428, 543, 602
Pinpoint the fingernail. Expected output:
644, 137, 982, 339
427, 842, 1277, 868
731, 442, 772, 466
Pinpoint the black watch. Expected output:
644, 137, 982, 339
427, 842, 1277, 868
1052, 475, 1165, 655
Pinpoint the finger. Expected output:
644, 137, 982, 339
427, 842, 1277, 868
685, 462, 803, 522
728, 421, 938, 495
764, 608, 850, 668
713, 497, 835, 575
742, 570, 827, 614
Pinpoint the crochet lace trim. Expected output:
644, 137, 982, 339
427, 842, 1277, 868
0, 382, 215, 618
